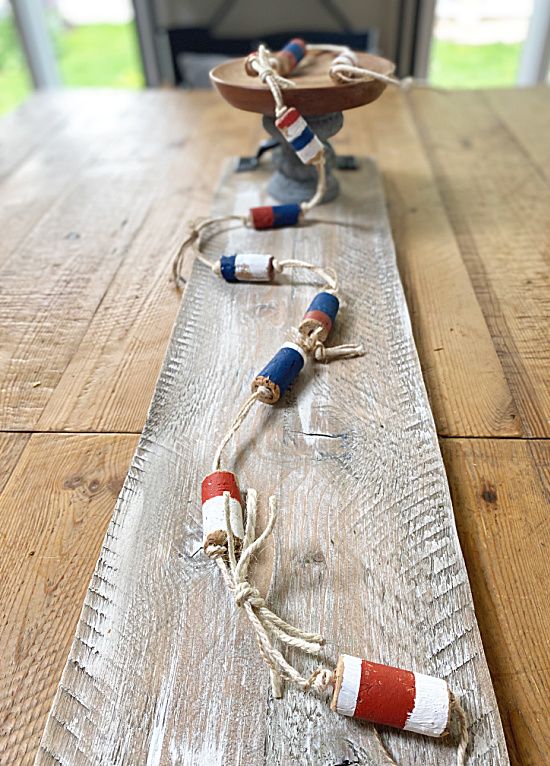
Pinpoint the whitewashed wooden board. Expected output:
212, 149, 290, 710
37, 159, 509, 765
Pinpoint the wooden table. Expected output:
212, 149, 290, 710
0, 88, 548, 766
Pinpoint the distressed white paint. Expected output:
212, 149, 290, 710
235, 253, 273, 281
334, 654, 362, 717
405, 673, 450, 737
202, 495, 244, 542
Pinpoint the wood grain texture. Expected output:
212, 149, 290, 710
0, 92, 256, 433
338, 91, 520, 438
0, 433, 138, 766
484, 88, 550, 183
409, 89, 550, 438
37, 161, 508, 765
441, 438, 550, 766
0, 432, 30, 492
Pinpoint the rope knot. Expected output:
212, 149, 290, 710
234, 582, 262, 608
291, 326, 365, 364
305, 666, 334, 693
213, 489, 334, 699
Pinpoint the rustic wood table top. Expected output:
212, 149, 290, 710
0, 87, 548, 766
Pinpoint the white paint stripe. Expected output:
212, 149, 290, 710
235, 253, 272, 281
283, 115, 308, 141
281, 341, 307, 363
296, 136, 324, 165
335, 654, 362, 716
202, 496, 244, 541
404, 672, 449, 737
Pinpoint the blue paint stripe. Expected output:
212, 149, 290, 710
220, 255, 237, 282
283, 41, 305, 63
272, 203, 301, 228
307, 292, 340, 322
257, 346, 304, 398
291, 126, 315, 152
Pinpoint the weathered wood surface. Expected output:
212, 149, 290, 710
408, 89, 550, 438
1, 89, 548, 766
342, 97, 521, 439
37, 161, 508, 765
0, 433, 138, 763
441, 438, 550, 766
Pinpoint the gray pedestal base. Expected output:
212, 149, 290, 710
262, 112, 343, 204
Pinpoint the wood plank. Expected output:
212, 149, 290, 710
0, 433, 138, 766
339, 90, 520, 438
0, 91, 177, 265
38, 160, 508, 764
441, 438, 550, 766
409, 89, 550, 438
0, 94, 66, 182
36, 100, 253, 433
485, 88, 550, 183
0, 92, 255, 433
0, 432, 30, 492
0, 171, 154, 431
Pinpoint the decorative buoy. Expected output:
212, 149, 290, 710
275, 107, 324, 165
252, 342, 306, 403
201, 471, 244, 553
331, 654, 450, 737
250, 204, 302, 230
275, 38, 306, 76
299, 291, 340, 341
219, 254, 274, 282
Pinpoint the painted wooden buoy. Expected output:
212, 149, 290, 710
331, 655, 450, 737
201, 471, 245, 552
220, 254, 274, 282
299, 291, 340, 341
275, 38, 306, 75
275, 107, 324, 165
250, 204, 302, 230
251, 342, 306, 403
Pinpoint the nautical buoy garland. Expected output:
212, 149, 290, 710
172, 38, 469, 765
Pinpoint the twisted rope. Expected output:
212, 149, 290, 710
209, 490, 334, 697
249, 44, 297, 117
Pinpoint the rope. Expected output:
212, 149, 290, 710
450, 692, 469, 766
301, 154, 327, 212
213, 391, 262, 471
272, 257, 338, 292
249, 44, 296, 118
210, 490, 334, 697
172, 215, 247, 289
306, 43, 418, 90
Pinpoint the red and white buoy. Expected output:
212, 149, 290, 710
331, 654, 450, 737
201, 471, 244, 553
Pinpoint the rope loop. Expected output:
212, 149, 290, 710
211, 489, 333, 698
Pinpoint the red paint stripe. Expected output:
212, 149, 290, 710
303, 309, 332, 334
353, 660, 416, 729
251, 206, 275, 230
275, 107, 301, 130
201, 471, 242, 505
277, 50, 297, 68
